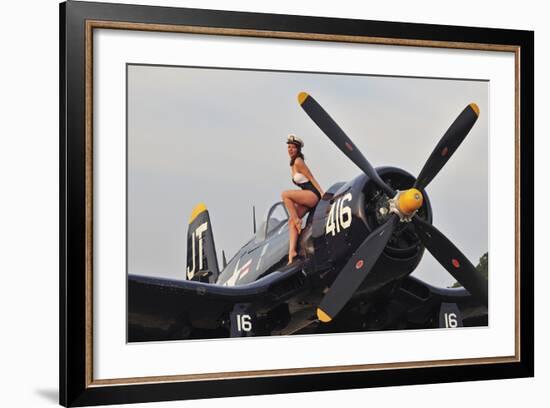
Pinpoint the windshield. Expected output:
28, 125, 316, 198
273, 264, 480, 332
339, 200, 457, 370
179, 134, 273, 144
265, 202, 288, 235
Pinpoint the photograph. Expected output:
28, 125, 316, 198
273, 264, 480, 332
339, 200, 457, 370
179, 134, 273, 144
56, 1, 534, 405
126, 64, 489, 342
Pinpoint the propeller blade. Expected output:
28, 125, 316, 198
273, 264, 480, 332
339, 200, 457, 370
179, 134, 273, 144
317, 214, 399, 323
412, 215, 488, 307
298, 92, 396, 197
414, 103, 480, 190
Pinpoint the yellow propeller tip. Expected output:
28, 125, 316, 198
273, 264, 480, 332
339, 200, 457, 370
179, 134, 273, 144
469, 103, 480, 117
298, 92, 309, 105
317, 308, 332, 323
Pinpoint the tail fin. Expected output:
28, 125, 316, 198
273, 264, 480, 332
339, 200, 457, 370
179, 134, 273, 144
186, 203, 220, 283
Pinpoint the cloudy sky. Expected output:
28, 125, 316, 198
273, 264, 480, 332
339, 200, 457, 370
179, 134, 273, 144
127, 64, 488, 288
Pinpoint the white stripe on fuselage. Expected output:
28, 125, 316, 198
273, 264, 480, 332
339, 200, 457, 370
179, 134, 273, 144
224, 258, 252, 286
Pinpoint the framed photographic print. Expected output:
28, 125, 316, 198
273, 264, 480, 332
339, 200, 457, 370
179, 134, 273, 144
60, 0, 534, 406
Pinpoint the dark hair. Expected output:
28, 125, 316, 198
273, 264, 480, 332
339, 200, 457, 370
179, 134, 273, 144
289, 145, 305, 166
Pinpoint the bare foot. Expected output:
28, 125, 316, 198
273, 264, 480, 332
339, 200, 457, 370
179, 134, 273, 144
288, 250, 298, 264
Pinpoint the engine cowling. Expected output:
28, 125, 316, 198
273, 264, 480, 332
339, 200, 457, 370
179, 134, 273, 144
306, 167, 433, 292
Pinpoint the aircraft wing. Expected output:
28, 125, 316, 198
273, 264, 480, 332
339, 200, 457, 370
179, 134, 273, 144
391, 275, 488, 329
308, 274, 488, 335
128, 260, 308, 342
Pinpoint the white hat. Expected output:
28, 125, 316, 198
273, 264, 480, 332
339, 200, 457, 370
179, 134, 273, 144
287, 134, 304, 148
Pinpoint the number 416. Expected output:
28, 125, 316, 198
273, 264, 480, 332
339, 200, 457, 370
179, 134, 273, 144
326, 193, 352, 236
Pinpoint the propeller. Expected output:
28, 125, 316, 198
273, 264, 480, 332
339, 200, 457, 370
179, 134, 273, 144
412, 216, 488, 306
414, 103, 480, 190
297, 92, 488, 321
317, 214, 399, 322
298, 92, 396, 197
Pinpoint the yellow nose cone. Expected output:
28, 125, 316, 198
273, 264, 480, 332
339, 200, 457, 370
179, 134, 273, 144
398, 188, 423, 215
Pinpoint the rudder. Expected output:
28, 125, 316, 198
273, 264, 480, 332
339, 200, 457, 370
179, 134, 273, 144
186, 203, 220, 283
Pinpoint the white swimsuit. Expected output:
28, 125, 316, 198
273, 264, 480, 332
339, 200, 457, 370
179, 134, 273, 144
292, 172, 309, 184
291, 171, 321, 200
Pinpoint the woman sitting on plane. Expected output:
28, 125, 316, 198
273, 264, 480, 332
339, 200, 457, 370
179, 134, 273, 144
281, 134, 324, 264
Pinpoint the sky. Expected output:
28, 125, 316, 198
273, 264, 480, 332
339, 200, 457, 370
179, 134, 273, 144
127, 64, 489, 288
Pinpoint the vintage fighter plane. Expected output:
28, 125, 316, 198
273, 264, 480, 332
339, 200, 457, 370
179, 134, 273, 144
128, 92, 488, 342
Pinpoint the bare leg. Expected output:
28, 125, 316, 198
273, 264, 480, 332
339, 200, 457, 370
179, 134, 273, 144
283, 189, 319, 209
287, 218, 299, 263
287, 204, 309, 263
282, 190, 318, 234
282, 190, 320, 263
293, 203, 309, 230
281, 191, 300, 224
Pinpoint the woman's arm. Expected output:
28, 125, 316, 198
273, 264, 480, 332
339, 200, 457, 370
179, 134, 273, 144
296, 159, 324, 197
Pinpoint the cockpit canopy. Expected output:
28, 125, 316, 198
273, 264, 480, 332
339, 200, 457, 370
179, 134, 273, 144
256, 201, 289, 241
266, 201, 288, 235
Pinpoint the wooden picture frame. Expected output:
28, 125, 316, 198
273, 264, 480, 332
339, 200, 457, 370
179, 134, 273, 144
60, 1, 534, 406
